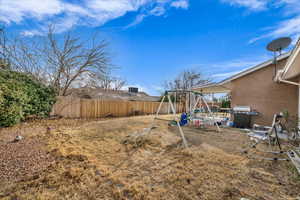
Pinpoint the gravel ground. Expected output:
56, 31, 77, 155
0, 137, 54, 182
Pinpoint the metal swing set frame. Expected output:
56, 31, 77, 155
149, 90, 221, 148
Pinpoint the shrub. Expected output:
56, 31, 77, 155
221, 99, 231, 108
0, 70, 56, 127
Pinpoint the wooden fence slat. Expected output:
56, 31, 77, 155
51, 97, 185, 118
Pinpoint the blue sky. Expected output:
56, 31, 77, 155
1, 0, 300, 95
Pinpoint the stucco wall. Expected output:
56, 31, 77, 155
229, 58, 298, 126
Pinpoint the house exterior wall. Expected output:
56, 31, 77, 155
229, 58, 298, 125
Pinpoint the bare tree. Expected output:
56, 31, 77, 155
112, 77, 127, 90
6, 26, 111, 96
165, 69, 210, 90
46, 26, 111, 95
5, 37, 47, 82
85, 70, 127, 90
0, 27, 9, 70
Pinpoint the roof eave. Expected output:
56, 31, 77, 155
281, 39, 300, 80
193, 83, 231, 93
218, 52, 290, 85
194, 52, 291, 93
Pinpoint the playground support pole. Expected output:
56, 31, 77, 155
168, 95, 188, 148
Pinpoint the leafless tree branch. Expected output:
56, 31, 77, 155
164, 68, 211, 91
5, 25, 113, 95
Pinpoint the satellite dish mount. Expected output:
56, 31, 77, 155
266, 37, 291, 79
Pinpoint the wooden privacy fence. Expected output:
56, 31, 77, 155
51, 97, 185, 118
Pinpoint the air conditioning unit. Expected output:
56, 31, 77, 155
129, 87, 138, 93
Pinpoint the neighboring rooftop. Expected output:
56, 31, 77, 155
65, 87, 161, 102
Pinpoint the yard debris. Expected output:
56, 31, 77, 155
13, 135, 24, 142
121, 127, 181, 149
121, 128, 153, 148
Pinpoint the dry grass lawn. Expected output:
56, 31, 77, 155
0, 115, 299, 200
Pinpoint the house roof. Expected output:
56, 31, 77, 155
194, 52, 291, 93
281, 39, 300, 80
218, 52, 290, 85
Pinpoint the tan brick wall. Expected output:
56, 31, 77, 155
229, 58, 298, 126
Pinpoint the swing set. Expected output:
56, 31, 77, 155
150, 90, 221, 148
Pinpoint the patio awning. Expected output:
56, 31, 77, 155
193, 83, 231, 94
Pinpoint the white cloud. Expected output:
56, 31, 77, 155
0, 0, 63, 23
125, 14, 147, 28
21, 30, 43, 37
209, 56, 268, 70
86, 0, 136, 12
223, 0, 300, 44
150, 6, 166, 16
171, 0, 189, 9
221, 0, 268, 11
268, 16, 300, 39
198, 55, 269, 81
221, 0, 300, 13
249, 15, 300, 44
275, 0, 300, 14
125, 3, 169, 28
0, 0, 189, 35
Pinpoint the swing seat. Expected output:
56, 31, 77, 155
179, 113, 188, 126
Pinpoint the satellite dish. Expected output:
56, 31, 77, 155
266, 37, 291, 80
266, 37, 291, 53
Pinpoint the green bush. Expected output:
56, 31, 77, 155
221, 99, 231, 108
0, 70, 56, 127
